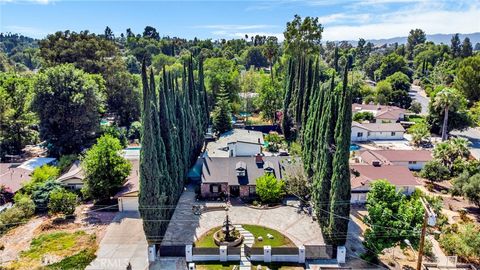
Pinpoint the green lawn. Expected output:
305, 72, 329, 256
241, 225, 295, 248
195, 225, 295, 248
251, 263, 305, 270
195, 226, 222, 247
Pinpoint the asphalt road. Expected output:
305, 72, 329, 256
451, 128, 480, 160
409, 84, 429, 115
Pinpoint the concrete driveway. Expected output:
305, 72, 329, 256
161, 186, 324, 247
86, 211, 148, 270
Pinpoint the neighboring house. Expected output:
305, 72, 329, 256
350, 164, 420, 204
200, 155, 292, 198
351, 122, 405, 142
205, 129, 264, 158
0, 157, 56, 193
352, 103, 406, 123
114, 159, 140, 212
57, 161, 84, 189
356, 149, 433, 170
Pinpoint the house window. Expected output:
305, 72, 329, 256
211, 184, 220, 193
357, 132, 363, 137
391, 132, 396, 136
249, 186, 256, 195
408, 161, 417, 164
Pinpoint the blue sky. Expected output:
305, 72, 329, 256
0, 0, 479, 41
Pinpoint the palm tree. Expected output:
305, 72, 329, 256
433, 88, 462, 141
263, 36, 279, 82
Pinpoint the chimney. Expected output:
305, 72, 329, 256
255, 154, 263, 164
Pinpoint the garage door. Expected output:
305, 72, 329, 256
119, 196, 139, 211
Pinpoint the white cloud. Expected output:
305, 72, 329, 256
323, 4, 480, 40
2, 25, 50, 38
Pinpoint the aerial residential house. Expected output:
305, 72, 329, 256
352, 103, 406, 123
205, 129, 264, 158
57, 161, 84, 189
0, 157, 56, 194
356, 149, 433, 170
350, 164, 420, 204
351, 122, 405, 142
114, 159, 140, 211
200, 155, 292, 198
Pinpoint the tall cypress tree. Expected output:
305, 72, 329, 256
312, 75, 337, 228
327, 62, 352, 245
281, 59, 296, 142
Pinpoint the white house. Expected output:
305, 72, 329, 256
206, 129, 264, 157
57, 161, 84, 189
350, 164, 420, 204
356, 149, 433, 170
351, 122, 405, 142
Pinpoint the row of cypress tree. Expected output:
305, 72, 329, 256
139, 57, 208, 244
282, 53, 352, 246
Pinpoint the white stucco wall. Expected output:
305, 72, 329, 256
351, 126, 404, 142
391, 161, 426, 170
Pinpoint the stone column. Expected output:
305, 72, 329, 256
148, 244, 156, 262
185, 245, 193, 262
298, 246, 306, 263
337, 246, 346, 264
264, 245, 272, 263
220, 246, 227, 262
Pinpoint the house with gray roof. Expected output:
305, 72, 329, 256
205, 129, 264, 158
200, 155, 293, 198
351, 121, 405, 142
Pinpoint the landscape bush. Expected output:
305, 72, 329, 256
48, 189, 78, 216
256, 173, 285, 203
439, 222, 480, 264
0, 194, 35, 235
420, 160, 450, 182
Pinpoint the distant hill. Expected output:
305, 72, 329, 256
342, 32, 480, 46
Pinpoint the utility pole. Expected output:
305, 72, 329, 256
416, 197, 436, 270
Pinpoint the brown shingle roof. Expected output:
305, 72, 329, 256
350, 164, 419, 189
353, 122, 405, 132
57, 161, 84, 182
114, 159, 140, 197
359, 150, 432, 165
201, 156, 295, 185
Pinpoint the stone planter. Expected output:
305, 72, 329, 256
213, 230, 244, 247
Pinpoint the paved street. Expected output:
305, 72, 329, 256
161, 186, 324, 247
86, 211, 148, 270
451, 127, 480, 160
409, 84, 429, 115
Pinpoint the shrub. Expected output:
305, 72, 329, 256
0, 195, 35, 234
128, 121, 141, 141
23, 165, 60, 194
31, 179, 63, 212
353, 111, 375, 122
57, 154, 77, 173
48, 189, 78, 216
420, 160, 450, 182
439, 223, 480, 264
409, 101, 422, 114
256, 173, 285, 203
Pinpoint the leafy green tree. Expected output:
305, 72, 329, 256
283, 15, 323, 56
128, 121, 142, 141
204, 57, 240, 102
101, 124, 128, 148
48, 189, 78, 216
409, 101, 422, 114
420, 160, 450, 182
32, 64, 105, 156
363, 53, 383, 80
143, 26, 160, 40
452, 172, 480, 207
263, 36, 279, 81
256, 76, 282, 122
81, 135, 132, 201
433, 88, 466, 141
461, 37, 473, 58
212, 86, 232, 134
283, 159, 310, 201
375, 80, 393, 104
439, 222, 480, 263
22, 165, 60, 194
406, 29, 426, 60
151, 53, 176, 71
31, 179, 62, 212
256, 173, 286, 203
408, 121, 430, 146
244, 46, 268, 69
451, 34, 461, 58
455, 55, 480, 102
386, 71, 410, 92
0, 194, 34, 234
364, 180, 423, 256
377, 53, 409, 80
0, 73, 37, 158
353, 111, 374, 122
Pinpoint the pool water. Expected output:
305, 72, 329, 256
350, 144, 361, 151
